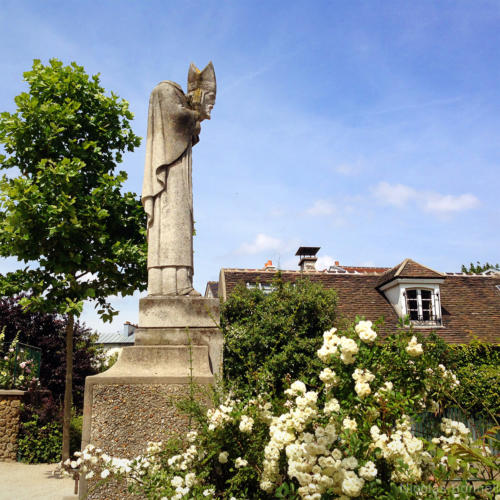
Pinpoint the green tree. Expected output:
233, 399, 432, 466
0, 59, 146, 459
461, 261, 500, 274
221, 274, 338, 397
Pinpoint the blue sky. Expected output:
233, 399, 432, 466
1, 1, 499, 333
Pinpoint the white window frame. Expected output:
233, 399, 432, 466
379, 278, 444, 328
403, 288, 441, 326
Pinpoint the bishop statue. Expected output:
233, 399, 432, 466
141, 62, 216, 296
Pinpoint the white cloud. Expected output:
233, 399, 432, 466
422, 193, 479, 213
306, 199, 336, 216
372, 182, 479, 216
335, 164, 358, 176
372, 182, 416, 207
236, 233, 285, 255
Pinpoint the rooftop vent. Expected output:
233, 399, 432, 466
296, 246, 320, 271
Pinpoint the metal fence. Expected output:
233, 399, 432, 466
412, 406, 498, 452
0, 341, 41, 390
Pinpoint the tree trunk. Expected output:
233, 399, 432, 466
62, 314, 74, 461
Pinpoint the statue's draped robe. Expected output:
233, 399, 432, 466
142, 81, 198, 273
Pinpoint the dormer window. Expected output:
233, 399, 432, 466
376, 259, 445, 328
403, 288, 441, 325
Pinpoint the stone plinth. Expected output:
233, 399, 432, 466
80, 345, 214, 499
138, 295, 219, 328
0, 390, 25, 461
136, 296, 223, 375
80, 296, 222, 499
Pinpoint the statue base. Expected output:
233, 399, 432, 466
79, 296, 222, 499
136, 295, 222, 375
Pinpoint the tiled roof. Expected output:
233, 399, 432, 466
340, 266, 390, 274
205, 281, 219, 298
220, 268, 500, 344
377, 259, 444, 287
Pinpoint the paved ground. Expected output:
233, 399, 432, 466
0, 461, 77, 500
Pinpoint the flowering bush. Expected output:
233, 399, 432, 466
63, 319, 499, 498
0, 329, 39, 390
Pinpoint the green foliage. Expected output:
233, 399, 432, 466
447, 340, 500, 419
0, 58, 146, 319
221, 274, 338, 397
98, 349, 120, 372
461, 261, 500, 274
70, 414, 83, 454
18, 416, 62, 463
18, 412, 83, 463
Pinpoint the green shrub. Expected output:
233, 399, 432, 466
70, 414, 83, 455
18, 415, 62, 463
18, 412, 83, 463
448, 340, 499, 419
221, 275, 338, 397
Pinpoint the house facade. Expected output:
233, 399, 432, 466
213, 248, 500, 344
96, 321, 137, 357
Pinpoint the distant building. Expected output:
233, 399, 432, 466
212, 247, 500, 344
96, 322, 137, 357
204, 281, 219, 298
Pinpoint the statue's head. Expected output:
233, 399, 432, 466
187, 62, 216, 120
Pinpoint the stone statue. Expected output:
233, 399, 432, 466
142, 62, 216, 296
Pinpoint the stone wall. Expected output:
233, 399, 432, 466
0, 390, 25, 461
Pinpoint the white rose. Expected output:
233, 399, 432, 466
342, 417, 357, 431
285, 380, 307, 396
355, 381, 371, 398
171, 476, 184, 488
239, 415, 254, 433
406, 336, 423, 357
323, 398, 340, 414
355, 320, 377, 343
235, 457, 248, 468
319, 367, 339, 386
359, 461, 377, 481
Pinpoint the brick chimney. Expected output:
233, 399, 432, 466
264, 260, 276, 270
296, 246, 320, 271
123, 322, 136, 337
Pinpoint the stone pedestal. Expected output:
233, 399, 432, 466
80, 296, 222, 499
135, 296, 223, 375
0, 390, 25, 461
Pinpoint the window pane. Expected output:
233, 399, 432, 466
406, 290, 419, 320
421, 290, 433, 321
